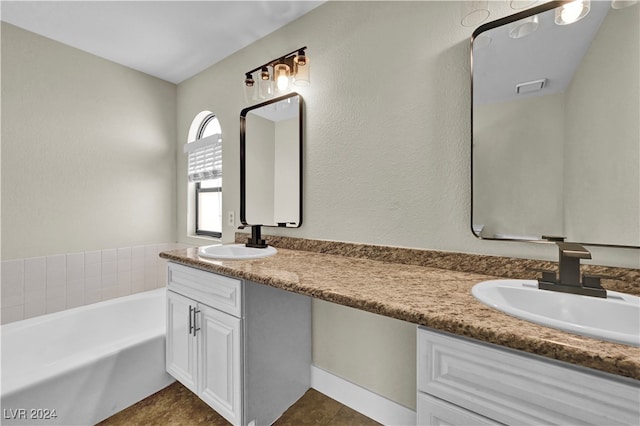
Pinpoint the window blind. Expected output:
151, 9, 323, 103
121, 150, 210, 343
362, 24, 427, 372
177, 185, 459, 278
184, 133, 222, 182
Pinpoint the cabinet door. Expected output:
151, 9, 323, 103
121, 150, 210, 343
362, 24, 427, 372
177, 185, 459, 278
166, 291, 198, 393
197, 303, 242, 426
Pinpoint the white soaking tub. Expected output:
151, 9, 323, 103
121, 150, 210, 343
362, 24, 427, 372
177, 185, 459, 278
1, 288, 174, 425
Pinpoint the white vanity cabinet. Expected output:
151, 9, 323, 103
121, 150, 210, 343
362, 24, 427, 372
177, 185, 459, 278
417, 327, 640, 426
166, 262, 311, 426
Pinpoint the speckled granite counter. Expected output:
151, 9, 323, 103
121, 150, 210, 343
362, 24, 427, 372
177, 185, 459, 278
160, 239, 639, 381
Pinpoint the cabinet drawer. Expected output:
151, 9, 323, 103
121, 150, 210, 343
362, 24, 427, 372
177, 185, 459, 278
168, 263, 242, 317
418, 327, 640, 426
417, 393, 502, 426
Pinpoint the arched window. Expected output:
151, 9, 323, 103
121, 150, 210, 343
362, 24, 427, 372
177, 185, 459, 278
198, 114, 222, 139
186, 112, 222, 238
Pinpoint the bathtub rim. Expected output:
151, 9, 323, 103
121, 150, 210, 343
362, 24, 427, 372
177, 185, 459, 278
1, 287, 167, 397
1, 287, 166, 331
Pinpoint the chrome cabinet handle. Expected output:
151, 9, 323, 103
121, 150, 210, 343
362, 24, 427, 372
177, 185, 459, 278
188, 305, 194, 335
193, 308, 201, 336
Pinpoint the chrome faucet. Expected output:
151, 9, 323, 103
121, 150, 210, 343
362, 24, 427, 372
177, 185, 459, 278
538, 242, 608, 298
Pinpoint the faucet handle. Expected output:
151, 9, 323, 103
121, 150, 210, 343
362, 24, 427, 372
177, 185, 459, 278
582, 274, 619, 289
529, 268, 557, 283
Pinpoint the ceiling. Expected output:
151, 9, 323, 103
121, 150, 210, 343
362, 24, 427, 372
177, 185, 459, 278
473, 0, 611, 105
0, 1, 325, 84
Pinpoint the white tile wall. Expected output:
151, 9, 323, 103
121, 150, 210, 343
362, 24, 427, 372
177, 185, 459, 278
24, 257, 46, 320
0, 243, 190, 324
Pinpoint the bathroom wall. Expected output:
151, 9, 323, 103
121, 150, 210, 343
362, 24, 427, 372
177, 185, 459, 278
1, 23, 178, 320
176, 0, 639, 411
1, 23, 177, 259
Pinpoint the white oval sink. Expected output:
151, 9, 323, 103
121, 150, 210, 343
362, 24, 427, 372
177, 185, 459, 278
198, 244, 277, 260
472, 279, 640, 347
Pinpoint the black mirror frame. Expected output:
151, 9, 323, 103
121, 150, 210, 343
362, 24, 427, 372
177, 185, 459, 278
240, 92, 303, 229
469, 0, 638, 249
470, 0, 565, 244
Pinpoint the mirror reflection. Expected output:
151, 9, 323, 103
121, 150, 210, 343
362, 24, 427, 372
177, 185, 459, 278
240, 93, 302, 228
472, 0, 639, 248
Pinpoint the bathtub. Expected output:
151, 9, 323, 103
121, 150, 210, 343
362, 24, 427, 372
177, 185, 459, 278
1, 288, 174, 425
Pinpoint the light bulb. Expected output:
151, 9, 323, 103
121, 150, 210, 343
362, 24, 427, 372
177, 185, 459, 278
555, 0, 590, 25
274, 63, 290, 92
277, 75, 288, 91
561, 1, 582, 22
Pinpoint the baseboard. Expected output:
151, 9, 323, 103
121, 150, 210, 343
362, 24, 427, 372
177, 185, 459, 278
310, 365, 416, 426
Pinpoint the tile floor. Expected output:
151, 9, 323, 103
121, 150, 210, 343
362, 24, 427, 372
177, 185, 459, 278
98, 382, 381, 426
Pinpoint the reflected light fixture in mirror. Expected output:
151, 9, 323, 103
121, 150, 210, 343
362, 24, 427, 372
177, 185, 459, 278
243, 46, 309, 102
461, 0, 603, 29
611, 0, 639, 8
509, 14, 539, 38
555, 0, 590, 25
474, 33, 492, 48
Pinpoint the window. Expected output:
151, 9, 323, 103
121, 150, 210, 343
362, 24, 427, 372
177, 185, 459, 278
196, 178, 222, 237
186, 113, 222, 238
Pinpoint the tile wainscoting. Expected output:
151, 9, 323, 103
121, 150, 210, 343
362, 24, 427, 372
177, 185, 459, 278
1, 243, 191, 324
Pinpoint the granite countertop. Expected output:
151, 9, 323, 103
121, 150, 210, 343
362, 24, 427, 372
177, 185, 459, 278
160, 243, 639, 381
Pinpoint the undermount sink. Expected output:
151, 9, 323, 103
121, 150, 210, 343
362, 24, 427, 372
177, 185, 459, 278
472, 279, 640, 347
198, 244, 277, 260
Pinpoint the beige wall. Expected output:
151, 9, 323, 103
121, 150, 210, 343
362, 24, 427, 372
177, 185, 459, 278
1, 23, 177, 259
175, 1, 639, 410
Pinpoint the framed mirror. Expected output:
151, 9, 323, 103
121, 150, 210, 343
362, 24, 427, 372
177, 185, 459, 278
240, 92, 303, 228
471, 0, 639, 248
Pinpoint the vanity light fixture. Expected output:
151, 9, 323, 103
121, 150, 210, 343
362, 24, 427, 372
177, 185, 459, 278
260, 67, 270, 80
243, 46, 309, 100
555, 0, 590, 25
244, 73, 255, 87
293, 49, 310, 87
